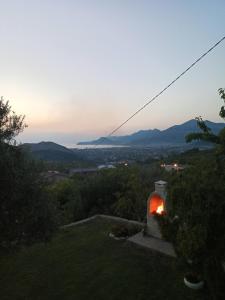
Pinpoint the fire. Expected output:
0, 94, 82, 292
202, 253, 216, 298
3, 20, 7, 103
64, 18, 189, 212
149, 194, 165, 215
156, 203, 164, 215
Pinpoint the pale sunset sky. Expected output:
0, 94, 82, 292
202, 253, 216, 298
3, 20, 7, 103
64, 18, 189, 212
0, 0, 225, 146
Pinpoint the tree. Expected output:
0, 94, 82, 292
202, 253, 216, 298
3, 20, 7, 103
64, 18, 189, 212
186, 88, 225, 154
48, 179, 84, 224
168, 157, 225, 299
218, 88, 225, 119
0, 97, 56, 249
169, 89, 225, 299
0, 97, 26, 144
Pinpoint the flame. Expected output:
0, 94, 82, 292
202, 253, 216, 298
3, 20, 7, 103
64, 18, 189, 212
149, 194, 165, 215
156, 203, 164, 215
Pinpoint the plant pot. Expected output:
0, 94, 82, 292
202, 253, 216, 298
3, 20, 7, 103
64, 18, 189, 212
184, 276, 204, 290
109, 232, 127, 240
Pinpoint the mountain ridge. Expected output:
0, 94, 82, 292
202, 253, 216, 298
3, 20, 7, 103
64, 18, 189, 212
78, 119, 225, 146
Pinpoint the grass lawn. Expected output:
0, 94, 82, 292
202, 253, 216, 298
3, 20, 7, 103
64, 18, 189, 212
0, 217, 208, 300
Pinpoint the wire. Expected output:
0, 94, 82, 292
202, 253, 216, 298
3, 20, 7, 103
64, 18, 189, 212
106, 36, 225, 137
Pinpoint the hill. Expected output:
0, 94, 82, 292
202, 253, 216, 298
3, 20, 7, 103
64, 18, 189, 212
21, 141, 80, 162
78, 119, 224, 146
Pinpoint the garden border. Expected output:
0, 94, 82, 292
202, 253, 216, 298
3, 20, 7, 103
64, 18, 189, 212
61, 214, 145, 229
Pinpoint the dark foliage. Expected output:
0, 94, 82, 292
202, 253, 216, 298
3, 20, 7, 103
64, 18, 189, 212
154, 214, 180, 243
111, 223, 142, 237
0, 97, 26, 143
0, 98, 56, 250
0, 143, 56, 249
111, 224, 129, 237
49, 163, 164, 225
169, 89, 225, 299
186, 89, 225, 150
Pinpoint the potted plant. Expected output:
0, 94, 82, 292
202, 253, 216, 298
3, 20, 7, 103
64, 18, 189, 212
110, 223, 142, 240
109, 224, 129, 240
176, 224, 206, 290
184, 271, 204, 290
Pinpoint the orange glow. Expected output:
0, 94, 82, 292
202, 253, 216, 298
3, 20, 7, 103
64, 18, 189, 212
156, 203, 164, 214
149, 194, 165, 215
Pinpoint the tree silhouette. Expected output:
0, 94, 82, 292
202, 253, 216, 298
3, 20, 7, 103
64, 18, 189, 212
186, 89, 225, 154
0, 97, 26, 144
0, 98, 55, 250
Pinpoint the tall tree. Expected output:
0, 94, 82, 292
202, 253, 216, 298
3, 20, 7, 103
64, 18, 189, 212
0, 97, 56, 250
169, 89, 225, 299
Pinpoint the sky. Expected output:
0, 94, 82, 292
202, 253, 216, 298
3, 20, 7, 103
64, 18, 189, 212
0, 0, 225, 146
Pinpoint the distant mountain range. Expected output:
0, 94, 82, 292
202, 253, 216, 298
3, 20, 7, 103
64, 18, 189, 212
21, 120, 225, 162
78, 119, 225, 146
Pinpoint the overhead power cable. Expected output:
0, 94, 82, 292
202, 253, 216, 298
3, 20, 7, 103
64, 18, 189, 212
106, 36, 225, 137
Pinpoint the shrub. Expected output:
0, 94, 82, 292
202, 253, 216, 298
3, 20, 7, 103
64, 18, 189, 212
111, 224, 129, 237
154, 214, 179, 243
111, 223, 142, 238
0, 143, 56, 249
127, 223, 142, 236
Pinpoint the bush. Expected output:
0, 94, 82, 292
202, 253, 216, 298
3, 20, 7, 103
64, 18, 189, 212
0, 143, 56, 249
127, 223, 142, 236
111, 224, 129, 237
111, 223, 142, 238
154, 214, 179, 243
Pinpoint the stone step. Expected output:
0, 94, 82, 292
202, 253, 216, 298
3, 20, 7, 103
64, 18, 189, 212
128, 232, 176, 258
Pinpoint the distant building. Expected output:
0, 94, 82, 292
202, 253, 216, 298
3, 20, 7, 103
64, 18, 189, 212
160, 163, 186, 172
97, 164, 116, 170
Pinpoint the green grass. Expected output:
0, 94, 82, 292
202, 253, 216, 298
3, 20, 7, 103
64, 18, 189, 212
0, 218, 207, 300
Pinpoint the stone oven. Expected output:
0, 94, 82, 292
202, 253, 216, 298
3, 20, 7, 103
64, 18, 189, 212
146, 180, 167, 238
